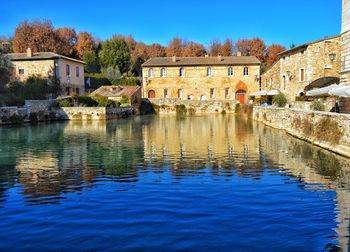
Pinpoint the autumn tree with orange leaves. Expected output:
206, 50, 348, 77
266, 44, 286, 67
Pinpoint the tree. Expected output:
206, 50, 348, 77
266, 44, 286, 67
12, 20, 59, 53
221, 39, 233, 56
101, 66, 122, 85
131, 42, 149, 76
0, 54, 13, 91
147, 43, 166, 57
166, 37, 184, 57
83, 50, 100, 73
235, 37, 267, 61
99, 38, 130, 74
182, 42, 206, 57
56, 27, 77, 57
250, 38, 267, 62
209, 40, 222, 56
76, 32, 95, 59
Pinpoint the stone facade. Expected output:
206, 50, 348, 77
253, 106, 350, 157
8, 51, 85, 97
58, 107, 134, 120
261, 36, 341, 102
341, 0, 350, 84
142, 56, 261, 104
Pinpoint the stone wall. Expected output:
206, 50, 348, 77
149, 98, 237, 114
58, 107, 134, 120
253, 106, 350, 157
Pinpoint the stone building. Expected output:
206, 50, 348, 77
91, 85, 142, 107
261, 36, 341, 102
8, 48, 86, 96
142, 55, 261, 104
341, 0, 350, 84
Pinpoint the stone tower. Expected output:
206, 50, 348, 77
341, 0, 350, 83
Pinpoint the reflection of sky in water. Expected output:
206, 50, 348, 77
0, 115, 349, 251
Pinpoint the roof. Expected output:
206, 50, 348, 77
279, 35, 340, 56
7, 52, 85, 64
142, 56, 260, 67
91, 85, 141, 98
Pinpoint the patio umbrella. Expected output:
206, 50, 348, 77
328, 85, 350, 97
306, 84, 339, 96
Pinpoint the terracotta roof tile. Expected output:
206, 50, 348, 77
6, 52, 85, 64
91, 86, 141, 98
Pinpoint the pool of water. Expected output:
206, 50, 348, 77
0, 115, 349, 251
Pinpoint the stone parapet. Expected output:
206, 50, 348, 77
58, 107, 134, 120
253, 106, 350, 157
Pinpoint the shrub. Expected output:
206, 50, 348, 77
255, 96, 268, 105
58, 98, 73, 107
119, 95, 129, 105
85, 73, 111, 90
9, 114, 24, 124
311, 100, 325, 111
29, 112, 38, 123
175, 104, 187, 115
314, 117, 343, 145
273, 92, 287, 107
75, 95, 98, 107
91, 94, 109, 107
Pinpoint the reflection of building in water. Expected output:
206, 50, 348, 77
257, 124, 350, 252
143, 115, 266, 178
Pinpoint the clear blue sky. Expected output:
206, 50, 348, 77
0, 0, 342, 48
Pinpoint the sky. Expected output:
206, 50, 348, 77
0, 0, 342, 48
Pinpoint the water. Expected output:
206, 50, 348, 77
0, 115, 350, 251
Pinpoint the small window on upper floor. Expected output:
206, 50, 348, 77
228, 67, 233, 76
207, 67, 212, 77
149, 68, 154, 77
76, 66, 80, 77
270, 78, 273, 86
244, 67, 249, 76
18, 68, 24, 75
179, 67, 185, 77
66, 64, 70, 76
265, 79, 268, 87
161, 68, 166, 77
300, 68, 305, 82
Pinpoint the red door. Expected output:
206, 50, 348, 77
236, 90, 246, 104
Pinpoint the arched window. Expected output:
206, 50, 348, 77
243, 67, 249, 76
207, 67, 212, 77
149, 68, 154, 77
148, 90, 156, 98
179, 67, 185, 77
161, 68, 166, 77
228, 67, 233, 76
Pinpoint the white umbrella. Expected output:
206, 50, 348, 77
250, 91, 267, 96
266, 90, 279, 96
328, 85, 350, 97
306, 84, 339, 96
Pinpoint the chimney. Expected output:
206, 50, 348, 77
172, 55, 176, 62
26, 48, 33, 57
217, 55, 222, 61
237, 51, 242, 57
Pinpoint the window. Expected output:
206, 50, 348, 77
282, 75, 286, 90
300, 68, 305, 82
76, 88, 80, 95
210, 88, 215, 99
225, 88, 229, 99
164, 88, 168, 98
178, 89, 183, 99
18, 68, 24, 75
243, 67, 249, 76
161, 68, 166, 77
66, 64, 70, 76
207, 67, 212, 77
265, 79, 268, 87
76, 66, 80, 77
149, 68, 154, 77
179, 67, 185, 77
270, 78, 272, 86
228, 67, 233, 76
66, 87, 70, 96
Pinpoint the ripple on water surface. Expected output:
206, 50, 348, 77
0, 115, 348, 251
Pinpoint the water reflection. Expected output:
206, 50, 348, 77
0, 115, 349, 250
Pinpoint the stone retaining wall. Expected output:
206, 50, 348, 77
253, 106, 350, 157
58, 107, 134, 120
149, 98, 237, 114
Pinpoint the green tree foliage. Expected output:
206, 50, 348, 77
99, 38, 130, 74
272, 92, 288, 107
101, 66, 122, 85
0, 54, 13, 91
83, 50, 100, 73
